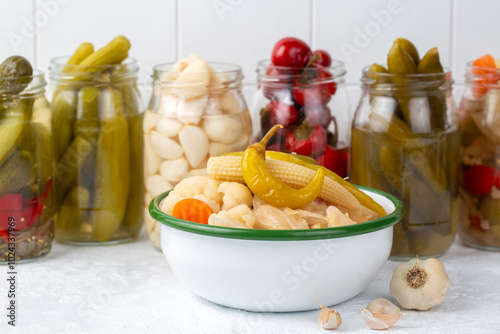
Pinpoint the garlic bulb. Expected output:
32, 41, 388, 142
390, 258, 450, 311
317, 302, 342, 330
361, 298, 404, 330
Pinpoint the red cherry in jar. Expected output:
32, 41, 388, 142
312, 50, 332, 67
271, 37, 312, 68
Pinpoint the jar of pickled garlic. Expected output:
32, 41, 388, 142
458, 57, 500, 250
49, 52, 144, 245
252, 60, 351, 178
143, 55, 252, 249
350, 65, 460, 259
0, 56, 55, 263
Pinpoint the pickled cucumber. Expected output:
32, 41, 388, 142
0, 150, 36, 197
51, 89, 77, 159
19, 121, 53, 194
120, 83, 144, 233
57, 187, 90, 231
0, 56, 33, 94
54, 135, 93, 204
91, 88, 130, 241
379, 145, 449, 223
386, 116, 448, 194
74, 86, 100, 193
0, 99, 32, 166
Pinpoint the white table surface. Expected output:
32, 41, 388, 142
2, 229, 500, 334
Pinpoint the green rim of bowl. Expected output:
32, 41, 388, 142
149, 186, 404, 241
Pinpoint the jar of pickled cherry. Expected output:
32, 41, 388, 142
458, 58, 500, 250
252, 59, 351, 178
143, 55, 252, 248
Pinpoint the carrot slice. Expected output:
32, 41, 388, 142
472, 54, 496, 69
471, 54, 499, 97
172, 198, 214, 224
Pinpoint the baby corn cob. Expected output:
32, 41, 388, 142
207, 155, 378, 221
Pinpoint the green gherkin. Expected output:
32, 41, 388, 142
0, 99, 32, 166
120, 82, 144, 235
91, 88, 130, 242
417, 47, 443, 74
379, 145, 448, 223
0, 56, 33, 94
0, 150, 36, 198
51, 89, 77, 160
385, 116, 448, 195
394, 38, 420, 64
57, 187, 90, 231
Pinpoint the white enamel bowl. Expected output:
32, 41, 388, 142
149, 186, 403, 312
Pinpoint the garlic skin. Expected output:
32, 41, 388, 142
361, 298, 404, 330
317, 303, 342, 330
390, 258, 450, 311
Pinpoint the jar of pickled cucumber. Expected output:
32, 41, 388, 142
458, 60, 500, 250
252, 60, 351, 178
143, 55, 252, 249
350, 67, 460, 259
0, 56, 55, 263
49, 57, 143, 245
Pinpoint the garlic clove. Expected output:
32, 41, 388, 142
177, 95, 209, 125
178, 125, 209, 167
390, 258, 450, 311
173, 59, 210, 99
366, 297, 401, 315
317, 302, 342, 330
361, 298, 404, 330
150, 130, 184, 160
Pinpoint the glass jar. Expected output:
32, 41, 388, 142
458, 62, 500, 250
252, 60, 351, 177
0, 70, 55, 263
49, 57, 143, 245
144, 62, 252, 249
350, 68, 460, 259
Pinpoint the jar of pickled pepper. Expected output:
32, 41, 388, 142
143, 55, 252, 249
350, 42, 460, 259
458, 57, 500, 250
0, 56, 55, 263
49, 43, 144, 245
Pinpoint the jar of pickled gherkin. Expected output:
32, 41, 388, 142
0, 56, 55, 263
350, 68, 460, 259
458, 61, 500, 250
143, 56, 252, 249
49, 57, 143, 245
252, 60, 351, 178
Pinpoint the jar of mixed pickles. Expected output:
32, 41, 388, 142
0, 57, 55, 263
350, 68, 460, 259
458, 61, 500, 250
252, 60, 351, 177
49, 57, 144, 245
143, 56, 252, 248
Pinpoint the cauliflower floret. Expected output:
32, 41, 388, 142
160, 176, 222, 215
173, 176, 222, 202
326, 206, 356, 227
208, 205, 256, 229
218, 182, 253, 211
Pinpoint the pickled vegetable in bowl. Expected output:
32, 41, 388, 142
158, 125, 386, 230
148, 132, 404, 311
